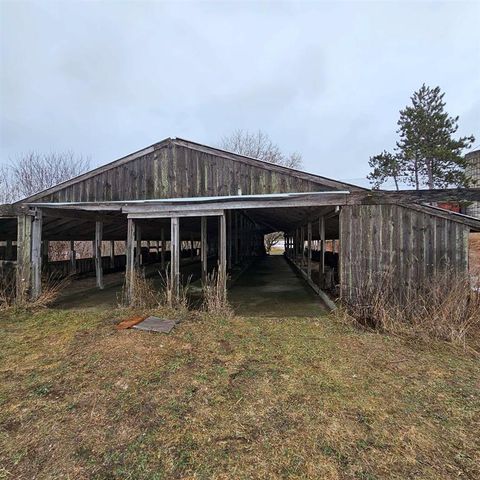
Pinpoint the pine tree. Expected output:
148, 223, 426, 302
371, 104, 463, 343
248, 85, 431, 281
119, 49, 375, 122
368, 85, 475, 190
367, 151, 403, 191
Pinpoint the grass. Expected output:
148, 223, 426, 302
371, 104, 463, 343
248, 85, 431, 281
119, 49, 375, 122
0, 307, 479, 479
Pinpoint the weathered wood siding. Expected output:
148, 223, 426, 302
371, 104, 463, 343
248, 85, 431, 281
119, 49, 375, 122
31, 143, 336, 203
340, 204, 470, 300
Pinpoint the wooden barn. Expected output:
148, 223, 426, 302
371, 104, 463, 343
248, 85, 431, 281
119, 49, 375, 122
1, 137, 479, 307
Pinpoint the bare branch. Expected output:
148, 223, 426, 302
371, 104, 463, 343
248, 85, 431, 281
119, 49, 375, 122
7, 151, 90, 201
219, 130, 303, 169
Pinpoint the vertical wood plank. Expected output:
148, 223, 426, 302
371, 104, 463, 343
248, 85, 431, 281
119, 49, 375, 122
69, 240, 76, 274
136, 224, 142, 267
95, 220, 104, 290
161, 227, 166, 270
16, 214, 32, 302
125, 218, 135, 303
31, 209, 43, 300
201, 216, 208, 285
219, 213, 227, 299
171, 217, 180, 297
110, 240, 115, 269
307, 221, 312, 279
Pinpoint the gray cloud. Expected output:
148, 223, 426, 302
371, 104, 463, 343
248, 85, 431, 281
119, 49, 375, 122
1, 0, 479, 186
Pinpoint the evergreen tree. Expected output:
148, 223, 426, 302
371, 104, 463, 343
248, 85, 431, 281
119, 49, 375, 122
367, 151, 403, 191
368, 85, 475, 189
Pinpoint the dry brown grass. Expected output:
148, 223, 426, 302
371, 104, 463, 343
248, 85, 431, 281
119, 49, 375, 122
1, 272, 70, 312
0, 269, 15, 310
342, 269, 480, 348
0, 307, 478, 479
159, 269, 191, 312
202, 269, 232, 317
121, 271, 159, 309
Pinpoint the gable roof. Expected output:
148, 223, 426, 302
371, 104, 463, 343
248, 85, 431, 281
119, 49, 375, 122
16, 137, 367, 204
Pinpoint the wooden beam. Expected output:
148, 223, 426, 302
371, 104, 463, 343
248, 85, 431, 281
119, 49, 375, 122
161, 227, 165, 270
110, 240, 115, 269
227, 210, 232, 269
16, 214, 32, 302
5, 240, 12, 261
31, 209, 43, 300
234, 211, 239, 264
218, 213, 227, 299
69, 240, 76, 274
171, 217, 180, 297
201, 216, 208, 285
127, 209, 224, 219
320, 215, 325, 282
135, 224, 142, 267
0, 204, 29, 218
94, 220, 104, 289
307, 221, 312, 279
353, 187, 480, 205
125, 218, 135, 303
41, 240, 49, 269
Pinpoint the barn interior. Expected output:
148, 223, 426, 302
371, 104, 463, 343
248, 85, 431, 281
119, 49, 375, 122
0, 199, 341, 311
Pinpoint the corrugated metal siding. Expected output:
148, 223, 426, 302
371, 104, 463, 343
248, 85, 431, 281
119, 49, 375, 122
32, 144, 335, 203
340, 204, 470, 300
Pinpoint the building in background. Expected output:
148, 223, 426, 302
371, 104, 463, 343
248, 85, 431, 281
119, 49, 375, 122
466, 149, 480, 218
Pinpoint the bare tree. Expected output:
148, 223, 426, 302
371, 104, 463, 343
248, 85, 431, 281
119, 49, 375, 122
219, 130, 303, 169
264, 232, 283, 254
1, 152, 90, 261
8, 151, 90, 200
0, 164, 15, 204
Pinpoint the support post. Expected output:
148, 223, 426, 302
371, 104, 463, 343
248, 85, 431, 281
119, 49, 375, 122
41, 240, 48, 270
301, 226, 305, 267
95, 220, 104, 290
16, 214, 32, 302
110, 240, 115, 269
307, 221, 312, 279
5, 240, 12, 260
201, 216, 208, 285
235, 211, 239, 264
227, 210, 232, 269
190, 234, 194, 260
135, 224, 142, 267
171, 217, 180, 297
320, 216, 325, 286
219, 213, 227, 299
125, 218, 135, 303
30, 209, 43, 300
161, 227, 165, 270
69, 240, 76, 274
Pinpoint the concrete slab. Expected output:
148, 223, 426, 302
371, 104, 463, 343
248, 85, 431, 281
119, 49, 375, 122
132, 316, 177, 334
228, 255, 327, 317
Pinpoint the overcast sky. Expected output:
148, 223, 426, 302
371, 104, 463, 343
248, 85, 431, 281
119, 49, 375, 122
1, 0, 479, 188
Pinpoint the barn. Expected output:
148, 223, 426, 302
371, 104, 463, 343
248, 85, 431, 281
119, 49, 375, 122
1, 137, 479, 308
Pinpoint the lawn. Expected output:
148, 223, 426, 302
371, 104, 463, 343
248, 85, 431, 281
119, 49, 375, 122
0, 307, 479, 479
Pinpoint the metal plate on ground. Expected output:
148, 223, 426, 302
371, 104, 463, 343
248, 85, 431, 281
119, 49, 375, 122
132, 316, 176, 334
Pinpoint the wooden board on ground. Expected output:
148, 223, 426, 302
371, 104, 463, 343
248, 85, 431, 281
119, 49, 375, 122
116, 315, 148, 330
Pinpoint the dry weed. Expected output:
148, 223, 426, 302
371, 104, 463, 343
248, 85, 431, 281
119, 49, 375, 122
342, 269, 480, 347
202, 269, 232, 317
120, 271, 159, 309
159, 269, 191, 312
